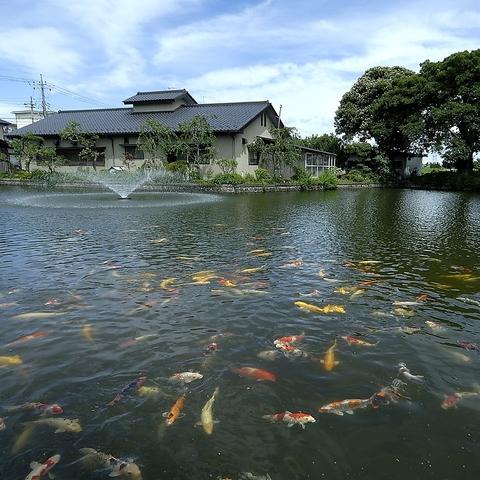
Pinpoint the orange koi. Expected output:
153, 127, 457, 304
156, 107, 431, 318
6, 331, 48, 347
163, 393, 187, 426
341, 335, 377, 347
416, 294, 429, 302
232, 367, 277, 382
318, 398, 370, 415
321, 339, 338, 372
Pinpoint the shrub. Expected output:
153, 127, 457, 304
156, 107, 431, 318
215, 158, 238, 175
165, 160, 189, 175
409, 171, 480, 191
317, 170, 338, 190
254, 168, 273, 184
211, 173, 244, 185
242, 173, 257, 184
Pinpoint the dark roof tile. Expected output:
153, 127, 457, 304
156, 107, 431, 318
123, 89, 196, 104
12, 102, 273, 136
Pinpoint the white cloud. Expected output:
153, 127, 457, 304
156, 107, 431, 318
0, 27, 82, 80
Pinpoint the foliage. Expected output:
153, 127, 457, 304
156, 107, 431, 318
137, 119, 176, 169
36, 146, 65, 173
420, 49, 480, 172
122, 152, 135, 171
215, 158, 238, 175
165, 160, 189, 175
420, 162, 448, 174
254, 167, 273, 184
341, 167, 381, 184
60, 121, 102, 171
211, 173, 244, 185
177, 115, 216, 168
335, 66, 424, 164
317, 170, 338, 190
248, 127, 302, 176
409, 171, 480, 191
10, 133, 44, 172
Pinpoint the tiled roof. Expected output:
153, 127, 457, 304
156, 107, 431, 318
123, 89, 196, 104
12, 102, 274, 136
0, 118, 13, 125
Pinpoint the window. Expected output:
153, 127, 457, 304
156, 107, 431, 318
248, 148, 260, 165
260, 112, 267, 127
305, 153, 333, 177
124, 145, 144, 159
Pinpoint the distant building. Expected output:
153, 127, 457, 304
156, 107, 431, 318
392, 152, 424, 178
11, 89, 335, 176
11, 109, 45, 129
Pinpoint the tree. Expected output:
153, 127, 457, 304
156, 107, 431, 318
10, 133, 44, 172
334, 66, 424, 164
177, 115, 216, 167
248, 126, 302, 177
420, 49, 480, 172
137, 119, 176, 169
60, 121, 102, 171
37, 146, 65, 173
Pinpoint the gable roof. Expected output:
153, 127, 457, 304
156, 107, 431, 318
123, 89, 197, 105
0, 118, 13, 126
11, 101, 279, 137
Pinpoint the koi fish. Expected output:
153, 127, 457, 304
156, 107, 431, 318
192, 271, 218, 284
208, 332, 235, 342
294, 301, 345, 314
240, 267, 264, 273
137, 386, 173, 399
0, 355, 22, 366
199, 387, 219, 435
274, 335, 304, 348
425, 320, 444, 331
262, 411, 315, 429
391, 307, 416, 318
160, 277, 176, 290
25, 417, 82, 433
458, 341, 480, 352
282, 260, 303, 268
6, 331, 48, 347
79, 448, 142, 480
392, 301, 421, 306
169, 372, 203, 384
26, 454, 61, 480
204, 342, 218, 354
120, 334, 156, 348
82, 324, 93, 341
44, 298, 61, 305
318, 269, 327, 278
218, 278, 236, 287
257, 350, 279, 361
107, 376, 146, 406
369, 381, 409, 409
335, 286, 363, 295
0, 417, 6, 430
232, 367, 277, 382
398, 362, 424, 383
5, 402, 63, 415
318, 398, 370, 415
321, 340, 339, 372
444, 273, 479, 282
441, 392, 480, 410
163, 393, 187, 426
457, 297, 480, 307
358, 280, 378, 287
416, 294, 429, 302
341, 336, 378, 347
150, 238, 167, 244
13, 312, 64, 320
299, 289, 321, 297
276, 344, 309, 359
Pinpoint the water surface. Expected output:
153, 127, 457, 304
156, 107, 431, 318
0, 187, 479, 480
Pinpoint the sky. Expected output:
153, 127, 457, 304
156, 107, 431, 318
0, 0, 479, 136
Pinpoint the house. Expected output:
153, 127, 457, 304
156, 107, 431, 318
12, 109, 45, 129
10, 89, 335, 176
0, 119, 14, 172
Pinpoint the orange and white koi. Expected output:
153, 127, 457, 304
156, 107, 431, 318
262, 411, 315, 429
282, 259, 303, 268
318, 398, 370, 415
274, 334, 304, 348
341, 336, 378, 347
6, 331, 48, 347
232, 367, 277, 382
441, 391, 480, 410
5, 402, 63, 415
321, 339, 339, 372
163, 393, 187, 426
26, 453, 61, 480
218, 278, 236, 287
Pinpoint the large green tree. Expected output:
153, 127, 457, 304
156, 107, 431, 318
301, 133, 346, 166
137, 119, 176, 169
10, 133, 44, 172
334, 66, 424, 163
420, 49, 480, 172
60, 121, 102, 171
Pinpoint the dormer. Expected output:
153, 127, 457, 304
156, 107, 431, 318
123, 89, 197, 113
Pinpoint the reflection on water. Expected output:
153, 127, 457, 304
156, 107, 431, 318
0, 187, 479, 480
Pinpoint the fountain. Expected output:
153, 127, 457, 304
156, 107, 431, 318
74, 167, 180, 199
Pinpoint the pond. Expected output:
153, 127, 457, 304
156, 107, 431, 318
0, 187, 479, 480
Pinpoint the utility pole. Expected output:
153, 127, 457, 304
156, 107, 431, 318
39, 74, 47, 117
277, 104, 282, 128
24, 96, 35, 124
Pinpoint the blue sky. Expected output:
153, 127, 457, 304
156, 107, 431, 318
0, 0, 479, 135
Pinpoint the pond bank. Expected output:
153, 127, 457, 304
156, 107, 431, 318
0, 179, 384, 193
